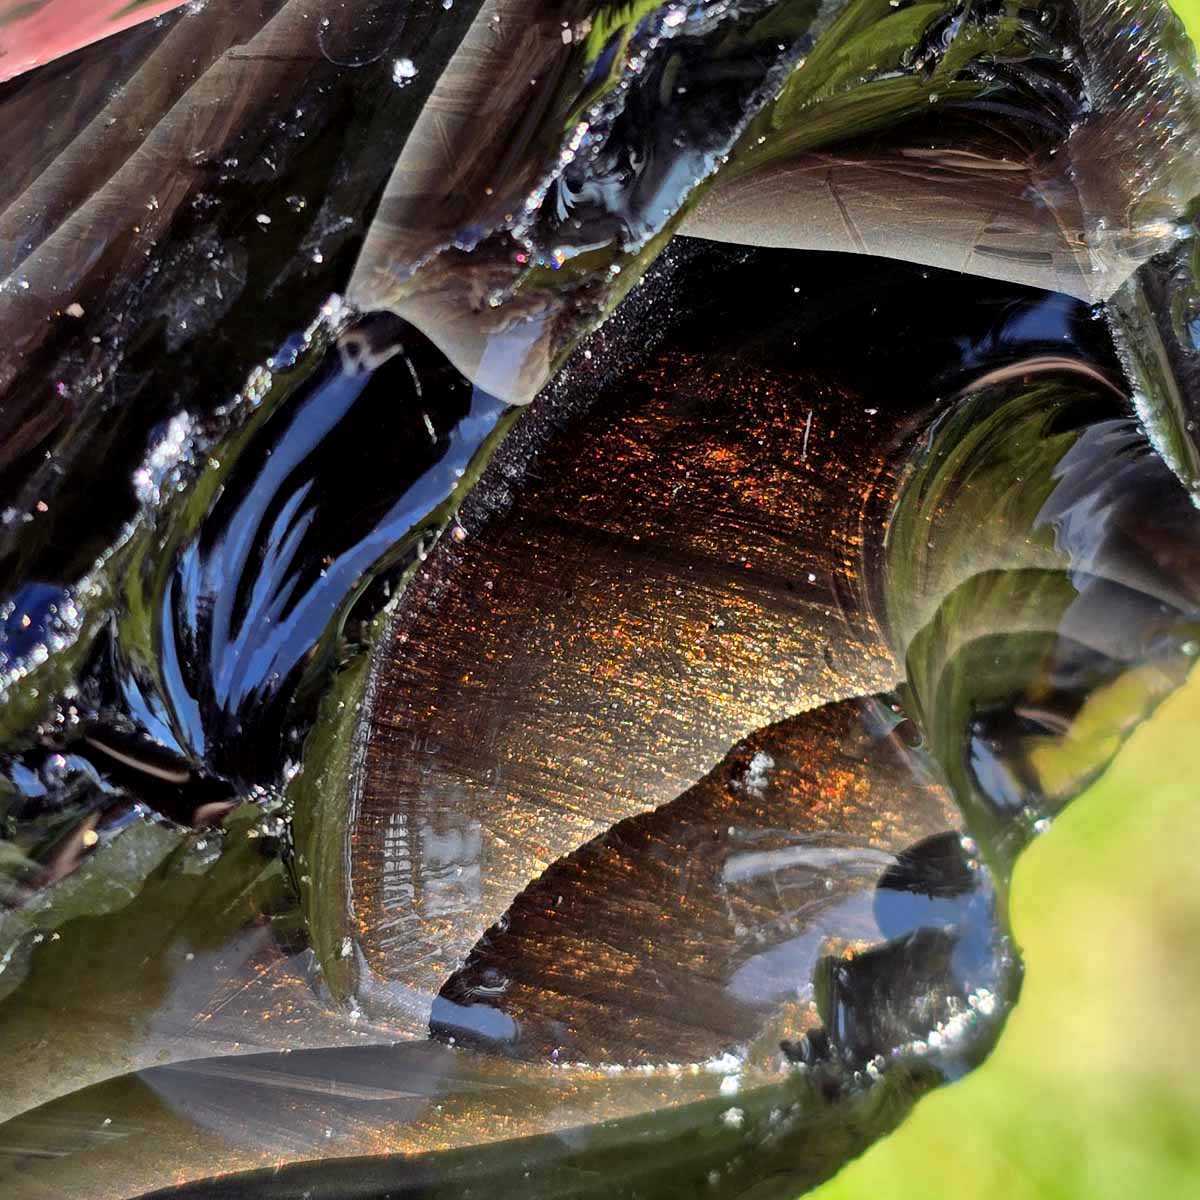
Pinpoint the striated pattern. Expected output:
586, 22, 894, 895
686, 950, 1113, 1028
353, 343, 901, 1008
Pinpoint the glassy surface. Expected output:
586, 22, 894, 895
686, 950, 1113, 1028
0, 1, 1198, 1197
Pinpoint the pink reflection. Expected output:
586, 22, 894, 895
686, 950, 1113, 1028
0, 0, 189, 82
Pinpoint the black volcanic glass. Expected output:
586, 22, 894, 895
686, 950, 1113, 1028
0, 1, 1198, 1198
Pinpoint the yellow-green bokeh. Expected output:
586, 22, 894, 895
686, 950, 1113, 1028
813, 669, 1200, 1199
1176, 0, 1200, 44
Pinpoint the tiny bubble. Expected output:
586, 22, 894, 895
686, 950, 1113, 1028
392, 58, 418, 85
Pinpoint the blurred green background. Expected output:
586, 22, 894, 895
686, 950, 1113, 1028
815, 670, 1200, 1199
813, 10, 1200, 1196
1179, 0, 1200, 43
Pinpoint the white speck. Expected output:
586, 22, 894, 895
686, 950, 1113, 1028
134, 411, 194, 504
719, 1075, 740, 1096
256, 213, 271, 225
720, 1107, 745, 1129
340, 936, 353, 959
65, 302, 85, 318
742, 751, 774, 797
561, 27, 573, 43
392, 58, 418, 85
801, 409, 814, 461
807, 572, 817, 583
